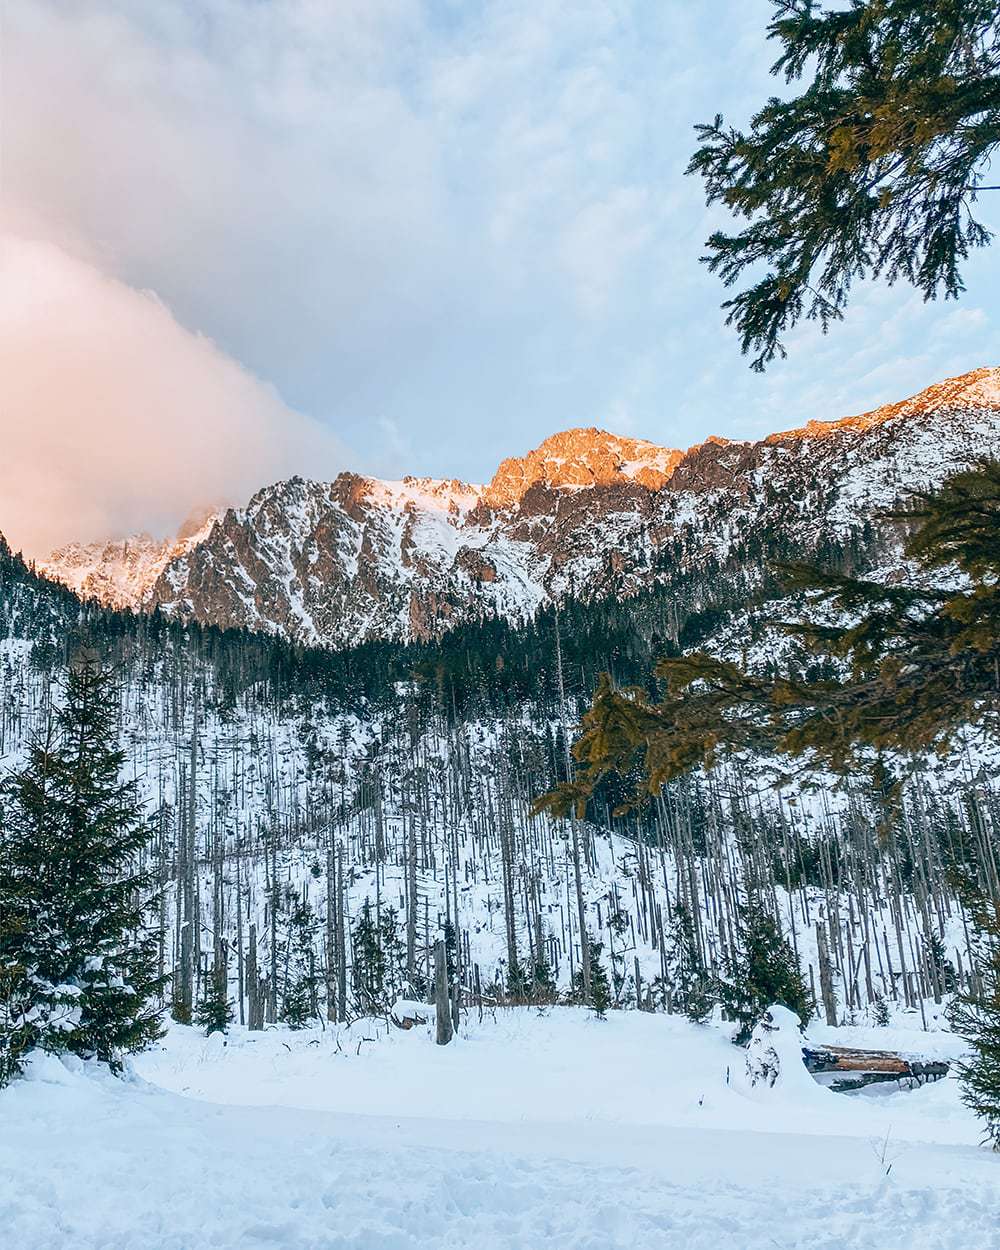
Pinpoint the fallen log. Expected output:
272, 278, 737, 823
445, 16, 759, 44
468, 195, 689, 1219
802, 1044, 949, 1090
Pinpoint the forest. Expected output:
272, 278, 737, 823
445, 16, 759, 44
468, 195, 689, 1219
1, 485, 995, 1063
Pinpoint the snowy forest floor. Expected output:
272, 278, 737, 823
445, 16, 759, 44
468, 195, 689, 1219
2, 1008, 998, 1250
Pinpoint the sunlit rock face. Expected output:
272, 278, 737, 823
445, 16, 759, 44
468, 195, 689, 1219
39, 368, 1000, 649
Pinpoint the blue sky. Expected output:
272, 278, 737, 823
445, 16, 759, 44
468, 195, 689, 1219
3, 1, 998, 551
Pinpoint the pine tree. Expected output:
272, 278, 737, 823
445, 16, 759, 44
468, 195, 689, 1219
715, 899, 812, 1044
505, 950, 531, 1003
195, 959, 234, 1036
531, 945, 557, 1005
0, 651, 165, 1082
351, 900, 388, 1017
569, 932, 612, 1017
345, 903, 406, 1017
443, 918, 457, 985
379, 907, 406, 1006
688, 1, 1000, 370
281, 977, 315, 1030
870, 992, 891, 1028
949, 899, 1000, 1149
0, 956, 35, 1087
923, 930, 957, 997
535, 461, 1000, 818
588, 935, 612, 1018
660, 903, 712, 1022
281, 898, 321, 1029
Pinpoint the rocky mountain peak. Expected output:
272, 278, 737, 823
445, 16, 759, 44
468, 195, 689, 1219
876, 365, 1000, 417
483, 427, 683, 507
770, 366, 1000, 444
33, 366, 1000, 648
176, 503, 225, 543
39, 508, 220, 611
365, 475, 484, 517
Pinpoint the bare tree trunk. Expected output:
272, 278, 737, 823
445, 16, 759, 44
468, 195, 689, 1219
816, 920, 838, 1026
176, 759, 195, 1023
554, 605, 591, 1001
434, 939, 453, 1046
406, 814, 418, 989
235, 839, 246, 1026
570, 816, 592, 1002
247, 923, 264, 1031
326, 834, 338, 1022
336, 846, 347, 1021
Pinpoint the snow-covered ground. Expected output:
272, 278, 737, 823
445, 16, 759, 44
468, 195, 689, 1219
2, 1008, 998, 1249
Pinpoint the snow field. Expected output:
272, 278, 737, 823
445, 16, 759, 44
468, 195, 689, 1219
2, 1008, 998, 1250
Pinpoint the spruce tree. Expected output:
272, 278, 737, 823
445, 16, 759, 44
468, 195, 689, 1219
661, 903, 712, 1022
0, 955, 35, 1087
345, 902, 405, 1017
569, 932, 612, 1017
195, 960, 234, 1036
588, 936, 612, 1018
715, 899, 812, 1044
351, 900, 386, 1017
505, 951, 531, 1003
443, 918, 457, 984
0, 651, 165, 1082
949, 900, 1000, 1149
689, 1, 1000, 370
536, 461, 1000, 818
531, 946, 557, 1005
870, 992, 891, 1028
281, 977, 315, 1030
281, 898, 321, 1029
379, 907, 406, 1006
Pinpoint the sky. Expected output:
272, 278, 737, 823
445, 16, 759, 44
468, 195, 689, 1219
2, 0, 998, 557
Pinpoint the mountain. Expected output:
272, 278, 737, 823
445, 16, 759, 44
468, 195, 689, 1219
42, 506, 220, 612
4, 367, 999, 1132
39, 367, 1000, 648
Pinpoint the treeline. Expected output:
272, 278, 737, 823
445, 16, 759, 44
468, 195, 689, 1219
4, 642, 996, 1086
2, 511, 888, 730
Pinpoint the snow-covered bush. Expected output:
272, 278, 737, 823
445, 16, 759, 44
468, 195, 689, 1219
745, 1004, 808, 1091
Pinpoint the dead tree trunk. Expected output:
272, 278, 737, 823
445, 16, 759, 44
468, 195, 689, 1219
326, 834, 338, 1023
554, 606, 591, 1002
247, 923, 264, 1031
434, 939, 453, 1046
816, 920, 838, 1026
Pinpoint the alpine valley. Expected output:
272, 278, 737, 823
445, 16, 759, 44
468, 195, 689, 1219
4, 368, 1000, 1249
0, 363, 992, 1009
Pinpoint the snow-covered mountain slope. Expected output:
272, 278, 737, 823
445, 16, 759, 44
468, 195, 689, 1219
41, 507, 220, 611
38, 367, 1000, 648
3, 531, 993, 1035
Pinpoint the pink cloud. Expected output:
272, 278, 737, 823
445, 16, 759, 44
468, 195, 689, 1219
0, 237, 346, 558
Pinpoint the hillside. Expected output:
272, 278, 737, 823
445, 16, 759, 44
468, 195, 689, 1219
4, 412, 997, 1039
4, 374, 1000, 1250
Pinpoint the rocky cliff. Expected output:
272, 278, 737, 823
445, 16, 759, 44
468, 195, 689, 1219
39, 367, 1000, 648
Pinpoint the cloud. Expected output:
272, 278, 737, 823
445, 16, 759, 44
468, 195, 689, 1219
2, 1, 451, 414
0, 237, 345, 558
2, 0, 997, 511
558, 188, 653, 316
2, 1, 778, 489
